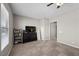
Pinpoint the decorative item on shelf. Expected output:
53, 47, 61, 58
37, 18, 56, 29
13, 28, 23, 44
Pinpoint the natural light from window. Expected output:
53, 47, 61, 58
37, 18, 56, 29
1, 4, 9, 51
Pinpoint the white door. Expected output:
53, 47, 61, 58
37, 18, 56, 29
50, 22, 57, 41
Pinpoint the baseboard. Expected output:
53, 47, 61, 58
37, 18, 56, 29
57, 40, 79, 49
7, 45, 13, 56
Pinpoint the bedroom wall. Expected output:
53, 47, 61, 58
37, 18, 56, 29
40, 19, 50, 40
14, 15, 50, 41
1, 3, 13, 56
49, 8, 79, 48
14, 15, 41, 40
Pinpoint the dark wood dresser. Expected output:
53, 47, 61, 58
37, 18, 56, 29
23, 31, 37, 43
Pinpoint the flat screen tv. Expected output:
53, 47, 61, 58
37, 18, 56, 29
25, 26, 36, 32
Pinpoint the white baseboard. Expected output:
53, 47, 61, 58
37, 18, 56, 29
7, 45, 13, 56
57, 40, 79, 49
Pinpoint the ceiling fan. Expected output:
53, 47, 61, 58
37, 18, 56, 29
47, 3, 63, 8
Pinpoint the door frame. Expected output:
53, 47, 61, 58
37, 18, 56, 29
49, 21, 57, 40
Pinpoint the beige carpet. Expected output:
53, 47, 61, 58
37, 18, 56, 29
10, 40, 79, 56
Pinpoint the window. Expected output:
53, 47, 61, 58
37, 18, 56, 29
1, 4, 9, 51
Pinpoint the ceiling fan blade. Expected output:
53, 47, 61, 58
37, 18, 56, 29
47, 3, 54, 7
57, 5, 60, 8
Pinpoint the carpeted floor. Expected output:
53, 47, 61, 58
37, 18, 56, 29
10, 40, 79, 56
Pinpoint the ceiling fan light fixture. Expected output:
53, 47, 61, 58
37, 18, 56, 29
56, 0, 63, 6
56, 3, 63, 6
56, 2, 63, 8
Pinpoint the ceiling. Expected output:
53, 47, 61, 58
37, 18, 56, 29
10, 3, 79, 19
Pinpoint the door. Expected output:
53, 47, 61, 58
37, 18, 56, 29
50, 22, 57, 41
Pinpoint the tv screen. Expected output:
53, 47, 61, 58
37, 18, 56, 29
25, 26, 36, 32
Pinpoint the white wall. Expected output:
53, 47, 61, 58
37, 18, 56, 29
14, 15, 41, 40
1, 4, 13, 56
14, 15, 50, 41
40, 19, 50, 40
49, 8, 79, 48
